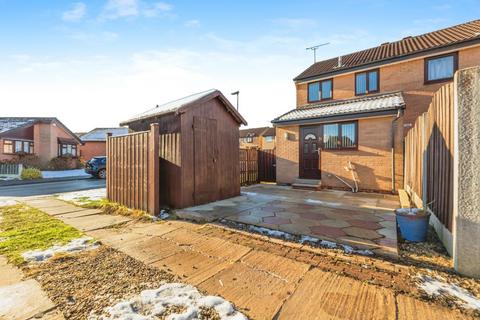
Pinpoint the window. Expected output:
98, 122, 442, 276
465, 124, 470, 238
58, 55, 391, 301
308, 79, 333, 102
264, 136, 274, 143
58, 143, 77, 157
322, 122, 357, 150
425, 53, 457, 83
2, 139, 33, 154
355, 69, 379, 95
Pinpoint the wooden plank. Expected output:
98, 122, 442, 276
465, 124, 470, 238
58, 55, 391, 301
148, 124, 160, 215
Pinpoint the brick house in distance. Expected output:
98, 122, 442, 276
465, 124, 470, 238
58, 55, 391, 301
273, 19, 480, 193
79, 127, 129, 161
0, 117, 82, 166
239, 126, 276, 149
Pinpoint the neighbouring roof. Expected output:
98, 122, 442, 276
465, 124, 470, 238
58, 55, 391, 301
295, 19, 480, 81
80, 127, 129, 142
0, 117, 82, 144
239, 127, 270, 138
272, 92, 405, 124
262, 127, 276, 137
120, 89, 247, 126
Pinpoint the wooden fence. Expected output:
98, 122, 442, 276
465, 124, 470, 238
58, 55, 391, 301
240, 148, 258, 185
404, 83, 454, 231
107, 124, 160, 215
258, 149, 276, 182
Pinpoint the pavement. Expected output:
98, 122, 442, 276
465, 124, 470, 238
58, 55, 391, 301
0, 256, 64, 319
0, 178, 105, 197
179, 184, 399, 257
20, 197, 472, 320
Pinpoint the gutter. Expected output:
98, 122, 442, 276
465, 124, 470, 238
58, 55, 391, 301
391, 108, 403, 194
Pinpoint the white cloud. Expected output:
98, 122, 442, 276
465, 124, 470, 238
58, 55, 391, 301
62, 2, 87, 22
184, 19, 200, 28
100, 0, 172, 20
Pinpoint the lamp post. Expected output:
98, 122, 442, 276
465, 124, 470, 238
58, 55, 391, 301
231, 91, 239, 111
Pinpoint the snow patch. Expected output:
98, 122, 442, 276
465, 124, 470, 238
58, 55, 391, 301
305, 199, 342, 207
57, 188, 106, 204
22, 236, 99, 262
94, 283, 247, 320
247, 225, 295, 240
299, 235, 373, 255
41, 169, 91, 179
0, 199, 17, 207
417, 274, 480, 310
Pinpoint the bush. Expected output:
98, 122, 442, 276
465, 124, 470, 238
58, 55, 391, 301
47, 156, 83, 170
17, 154, 43, 169
21, 167, 42, 180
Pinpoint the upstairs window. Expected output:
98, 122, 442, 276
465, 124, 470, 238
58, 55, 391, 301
425, 53, 457, 83
323, 122, 357, 150
308, 79, 333, 102
355, 69, 379, 95
264, 136, 274, 143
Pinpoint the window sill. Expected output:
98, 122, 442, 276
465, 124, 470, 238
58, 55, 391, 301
424, 77, 453, 85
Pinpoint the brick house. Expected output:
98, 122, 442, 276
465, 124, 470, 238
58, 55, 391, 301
79, 127, 129, 161
239, 126, 276, 149
273, 19, 480, 193
0, 117, 82, 167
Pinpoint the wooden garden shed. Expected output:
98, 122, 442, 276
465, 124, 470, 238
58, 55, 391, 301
119, 89, 247, 209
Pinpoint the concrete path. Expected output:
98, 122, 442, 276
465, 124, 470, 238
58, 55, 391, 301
0, 256, 63, 319
23, 198, 472, 320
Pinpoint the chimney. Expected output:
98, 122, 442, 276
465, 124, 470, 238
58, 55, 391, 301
336, 56, 342, 68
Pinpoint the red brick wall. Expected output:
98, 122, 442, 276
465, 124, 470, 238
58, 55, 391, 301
296, 46, 480, 128
80, 141, 106, 161
275, 116, 404, 192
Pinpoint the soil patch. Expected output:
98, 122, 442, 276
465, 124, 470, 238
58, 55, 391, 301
24, 246, 176, 319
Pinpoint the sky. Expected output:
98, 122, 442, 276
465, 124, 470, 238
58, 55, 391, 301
0, 1, 479, 132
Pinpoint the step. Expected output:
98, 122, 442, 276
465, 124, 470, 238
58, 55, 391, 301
292, 179, 322, 190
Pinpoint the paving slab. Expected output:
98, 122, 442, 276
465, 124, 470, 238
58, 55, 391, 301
198, 262, 297, 320
59, 214, 131, 231
0, 256, 23, 287
277, 268, 396, 320
151, 250, 233, 285
128, 222, 181, 237
0, 279, 55, 320
35, 205, 83, 216
396, 295, 473, 320
55, 208, 103, 219
119, 236, 185, 264
240, 250, 310, 283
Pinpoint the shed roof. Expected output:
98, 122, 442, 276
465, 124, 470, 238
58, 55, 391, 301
120, 89, 247, 126
80, 127, 129, 142
0, 117, 82, 144
272, 92, 405, 125
295, 19, 480, 81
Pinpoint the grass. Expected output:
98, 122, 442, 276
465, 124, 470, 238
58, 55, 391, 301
65, 197, 151, 219
0, 204, 83, 265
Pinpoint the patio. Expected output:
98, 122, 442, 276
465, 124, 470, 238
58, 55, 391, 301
179, 184, 400, 257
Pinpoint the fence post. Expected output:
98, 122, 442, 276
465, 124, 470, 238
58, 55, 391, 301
453, 67, 480, 278
148, 124, 160, 215
106, 133, 113, 201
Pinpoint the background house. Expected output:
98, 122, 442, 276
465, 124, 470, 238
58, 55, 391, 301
79, 127, 129, 161
274, 19, 480, 193
0, 117, 81, 167
239, 126, 276, 149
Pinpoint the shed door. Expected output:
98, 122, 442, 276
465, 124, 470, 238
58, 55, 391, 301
193, 116, 218, 205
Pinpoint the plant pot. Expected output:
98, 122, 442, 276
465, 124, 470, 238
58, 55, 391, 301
395, 209, 431, 242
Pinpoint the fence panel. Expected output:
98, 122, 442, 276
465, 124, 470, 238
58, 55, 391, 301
107, 124, 159, 215
404, 83, 454, 231
239, 148, 258, 185
258, 149, 276, 182
0, 163, 21, 175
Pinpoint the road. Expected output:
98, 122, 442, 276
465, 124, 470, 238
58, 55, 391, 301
0, 178, 105, 197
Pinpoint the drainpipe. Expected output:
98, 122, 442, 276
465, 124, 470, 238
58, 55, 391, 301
391, 109, 403, 194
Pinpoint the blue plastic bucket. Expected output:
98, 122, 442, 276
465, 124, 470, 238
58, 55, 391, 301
395, 209, 430, 242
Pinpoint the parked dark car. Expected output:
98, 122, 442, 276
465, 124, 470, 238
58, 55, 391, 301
85, 156, 107, 179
